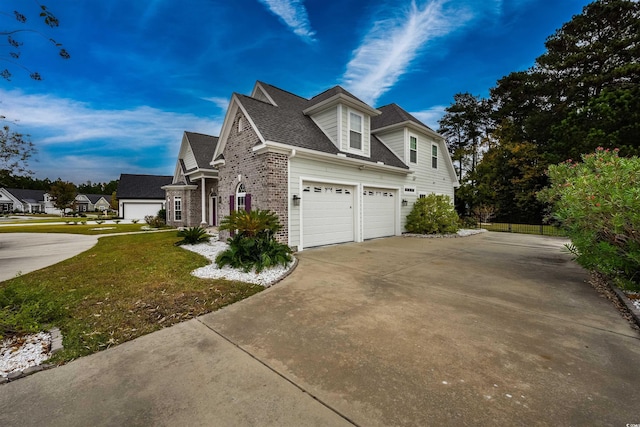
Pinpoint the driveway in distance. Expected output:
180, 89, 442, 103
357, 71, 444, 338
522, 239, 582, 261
0, 233, 98, 282
1, 232, 638, 426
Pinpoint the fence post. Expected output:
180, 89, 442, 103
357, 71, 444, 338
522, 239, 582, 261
540, 224, 544, 235
508, 223, 512, 232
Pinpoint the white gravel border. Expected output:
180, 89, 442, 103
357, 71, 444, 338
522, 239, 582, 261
180, 241, 296, 287
1, 332, 52, 379
403, 228, 487, 238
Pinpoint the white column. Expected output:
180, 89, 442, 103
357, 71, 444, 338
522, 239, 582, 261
201, 177, 207, 225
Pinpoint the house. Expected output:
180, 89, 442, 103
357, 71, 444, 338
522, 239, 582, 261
75, 194, 112, 213
165, 81, 459, 250
162, 132, 219, 226
116, 174, 172, 220
0, 188, 45, 213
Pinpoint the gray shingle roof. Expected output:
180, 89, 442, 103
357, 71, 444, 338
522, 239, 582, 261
116, 174, 172, 199
372, 103, 435, 132
306, 85, 369, 108
239, 83, 408, 169
184, 131, 218, 170
85, 194, 110, 204
6, 188, 45, 203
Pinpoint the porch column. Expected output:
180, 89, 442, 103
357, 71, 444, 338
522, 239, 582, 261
201, 177, 207, 226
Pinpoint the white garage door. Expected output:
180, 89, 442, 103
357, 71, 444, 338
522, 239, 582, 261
363, 188, 396, 240
122, 203, 163, 220
302, 182, 355, 248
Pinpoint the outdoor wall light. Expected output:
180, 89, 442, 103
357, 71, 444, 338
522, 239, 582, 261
292, 195, 301, 206
402, 199, 408, 207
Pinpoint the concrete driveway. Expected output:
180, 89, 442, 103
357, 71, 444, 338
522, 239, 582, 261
0, 233, 98, 282
1, 232, 638, 426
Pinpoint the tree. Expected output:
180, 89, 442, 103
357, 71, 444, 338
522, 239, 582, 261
0, 124, 36, 180
49, 179, 77, 215
1, 3, 70, 81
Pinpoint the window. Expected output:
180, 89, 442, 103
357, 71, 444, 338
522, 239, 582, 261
174, 197, 182, 221
238, 117, 244, 133
432, 144, 438, 169
349, 111, 362, 150
410, 136, 418, 163
236, 183, 246, 212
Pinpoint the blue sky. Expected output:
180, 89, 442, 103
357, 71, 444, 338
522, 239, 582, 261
1, 0, 591, 184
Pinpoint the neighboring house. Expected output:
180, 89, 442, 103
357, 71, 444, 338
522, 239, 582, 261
162, 131, 219, 227
75, 194, 112, 212
165, 81, 459, 251
0, 188, 46, 213
116, 174, 172, 220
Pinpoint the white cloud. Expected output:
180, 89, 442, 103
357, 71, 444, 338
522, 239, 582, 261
0, 89, 222, 183
410, 105, 447, 130
257, 0, 316, 42
201, 96, 230, 111
342, 0, 474, 106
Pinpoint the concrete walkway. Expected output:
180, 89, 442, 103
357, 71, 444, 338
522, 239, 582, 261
1, 233, 639, 426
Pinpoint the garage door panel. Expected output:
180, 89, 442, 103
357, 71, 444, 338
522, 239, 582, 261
302, 182, 354, 248
123, 203, 162, 220
363, 188, 396, 240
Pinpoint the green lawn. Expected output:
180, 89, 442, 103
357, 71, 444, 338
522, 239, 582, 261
0, 223, 157, 235
481, 222, 565, 236
0, 232, 261, 362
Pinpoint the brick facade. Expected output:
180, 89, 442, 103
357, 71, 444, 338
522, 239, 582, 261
165, 179, 218, 228
218, 111, 289, 243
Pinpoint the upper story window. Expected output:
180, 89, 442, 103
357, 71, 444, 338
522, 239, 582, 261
432, 144, 438, 169
349, 111, 363, 150
410, 135, 418, 163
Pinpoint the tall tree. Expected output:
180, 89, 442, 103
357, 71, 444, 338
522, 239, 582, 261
0, 123, 36, 182
49, 179, 77, 215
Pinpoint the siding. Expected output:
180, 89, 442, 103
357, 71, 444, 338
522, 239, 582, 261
183, 145, 197, 170
310, 106, 339, 148
412, 134, 455, 199
376, 129, 406, 163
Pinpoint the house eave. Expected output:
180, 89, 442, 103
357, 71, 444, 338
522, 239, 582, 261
303, 93, 381, 117
254, 140, 411, 175
372, 121, 442, 140
161, 184, 198, 191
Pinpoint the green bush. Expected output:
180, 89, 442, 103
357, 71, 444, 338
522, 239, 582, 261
0, 281, 66, 340
175, 226, 210, 246
144, 214, 165, 228
538, 148, 640, 291
405, 194, 460, 234
216, 209, 292, 272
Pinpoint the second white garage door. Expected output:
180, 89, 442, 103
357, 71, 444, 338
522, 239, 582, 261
122, 202, 163, 221
302, 182, 355, 248
363, 188, 396, 240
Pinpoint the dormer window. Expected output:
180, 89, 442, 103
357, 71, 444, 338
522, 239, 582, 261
410, 135, 418, 163
349, 111, 363, 150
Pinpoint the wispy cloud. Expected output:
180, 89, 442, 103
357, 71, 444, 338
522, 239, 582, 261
257, 0, 316, 42
342, 0, 475, 105
0, 89, 221, 182
201, 96, 230, 111
410, 105, 447, 130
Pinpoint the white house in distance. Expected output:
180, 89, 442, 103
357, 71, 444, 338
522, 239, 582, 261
116, 174, 172, 220
0, 188, 111, 214
164, 81, 459, 251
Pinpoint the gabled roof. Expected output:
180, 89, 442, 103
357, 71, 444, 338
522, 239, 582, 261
233, 83, 408, 169
6, 188, 45, 203
372, 104, 435, 132
184, 131, 218, 170
84, 194, 110, 204
116, 174, 172, 199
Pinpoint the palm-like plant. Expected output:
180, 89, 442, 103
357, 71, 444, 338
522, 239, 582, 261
219, 209, 281, 238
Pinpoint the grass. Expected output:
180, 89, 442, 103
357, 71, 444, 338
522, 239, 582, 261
0, 223, 158, 235
481, 222, 565, 236
0, 232, 262, 362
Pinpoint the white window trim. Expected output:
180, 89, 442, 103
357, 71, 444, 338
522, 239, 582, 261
174, 196, 182, 221
431, 143, 438, 169
409, 133, 418, 164
347, 109, 364, 154
236, 183, 246, 212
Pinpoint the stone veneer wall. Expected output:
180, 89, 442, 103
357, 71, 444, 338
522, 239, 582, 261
218, 110, 289, 243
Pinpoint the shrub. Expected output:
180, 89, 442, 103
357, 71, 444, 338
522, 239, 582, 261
216, 209, 292, 273
175, 226, 210, 246
405, 194, 459, 234
131, 219, 139, 224
538, 148, 640, 291
157, 208, 166, 222
144, 214, 165, 228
